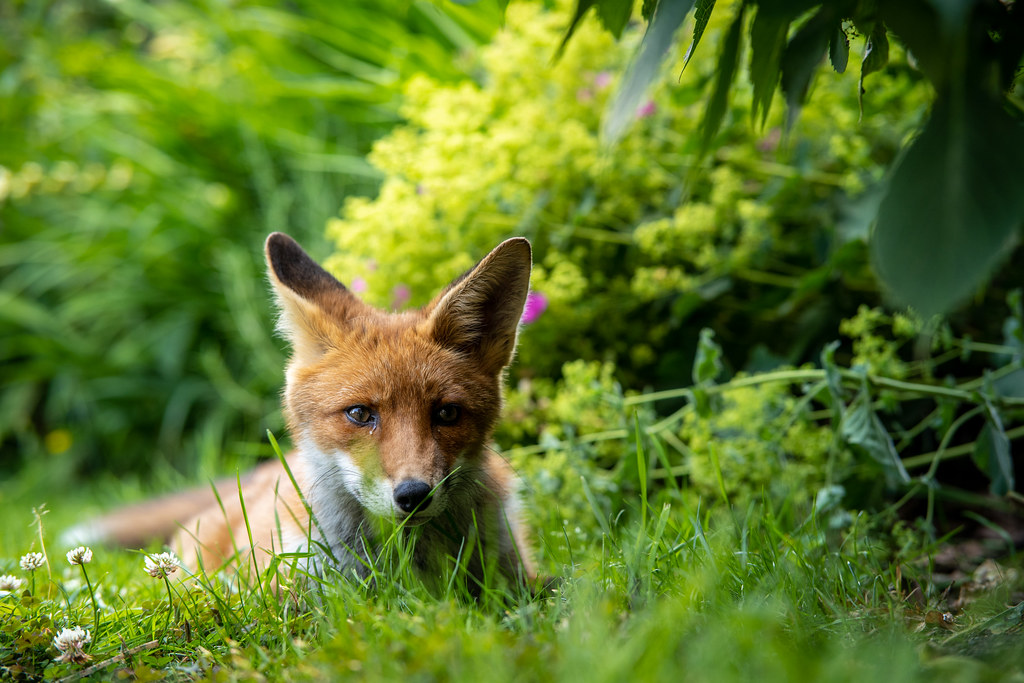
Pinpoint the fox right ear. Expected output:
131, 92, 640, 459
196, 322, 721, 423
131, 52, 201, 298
265, 232, 362, 363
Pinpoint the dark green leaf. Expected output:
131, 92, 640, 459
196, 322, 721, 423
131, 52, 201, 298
858, 22, 889, 113
861, 22, 889, 77
871, 90, 1024, 315
829, 21, 849, 73
700, 3, 746, 149
820, 340, 845, 422
692, 328, 723, 385
879, 2, 945, 87
842, 386, 910, 485
972, 400, 1015, 495
692, 386, 712, 418
929, 0, 971, 32
558, 0, 597, 57
749, 8, 790, 127
642, 0, 659, 22
602, 0, 695, 144
682, 0, 717, 70
597, 0, 633, 39
780, 8, 832, 127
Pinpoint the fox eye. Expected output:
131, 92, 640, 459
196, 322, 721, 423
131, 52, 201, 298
344, 405, 375, 427
434, 404, 460, 425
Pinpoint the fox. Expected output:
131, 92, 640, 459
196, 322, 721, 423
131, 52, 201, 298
66, 232, 539, 589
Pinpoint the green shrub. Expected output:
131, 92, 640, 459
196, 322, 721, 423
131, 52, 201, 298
324, 2, 932, 389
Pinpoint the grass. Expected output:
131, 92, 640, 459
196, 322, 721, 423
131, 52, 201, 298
2, 431, 1022, 682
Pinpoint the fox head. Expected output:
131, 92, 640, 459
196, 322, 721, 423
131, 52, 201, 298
265, 232, 531, 523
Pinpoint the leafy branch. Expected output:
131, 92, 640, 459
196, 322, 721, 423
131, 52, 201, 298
549, 0, 1024, 316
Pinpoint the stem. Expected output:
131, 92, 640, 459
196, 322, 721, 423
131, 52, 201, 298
78, 565, 101, 643
925, 405, 985, 481
903, 424, 1024, 469
160, 576, 175, 642
622, 367, 1024, 409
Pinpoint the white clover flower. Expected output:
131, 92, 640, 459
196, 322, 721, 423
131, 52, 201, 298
66, 546, 93, 566
0, 575, 24, 595
20, 552, 45, 571
144, 552, 180, 578
53, 626, 92, 664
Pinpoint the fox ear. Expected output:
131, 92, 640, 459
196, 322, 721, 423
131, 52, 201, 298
265, 232, 362, 363
427, 238, 532, 375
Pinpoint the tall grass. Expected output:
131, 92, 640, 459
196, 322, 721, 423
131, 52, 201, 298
3, 427, 1020, 681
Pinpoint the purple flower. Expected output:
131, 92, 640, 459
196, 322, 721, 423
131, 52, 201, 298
521, 291, 548, 324
636, 100, 657, 119
593, 71, 612, 89
391, 284, 411, 310
351, 276, 368, 294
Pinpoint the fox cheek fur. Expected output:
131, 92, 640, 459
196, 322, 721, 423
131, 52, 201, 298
284, 343, 503, 520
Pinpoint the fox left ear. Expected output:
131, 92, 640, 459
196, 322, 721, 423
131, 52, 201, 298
265, 232, 365, 364
427, 238, 532, 375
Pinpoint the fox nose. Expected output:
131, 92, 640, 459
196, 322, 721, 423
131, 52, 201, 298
393, 480, 432, 514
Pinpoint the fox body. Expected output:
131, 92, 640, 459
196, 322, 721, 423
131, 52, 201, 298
71, 233, 537, 586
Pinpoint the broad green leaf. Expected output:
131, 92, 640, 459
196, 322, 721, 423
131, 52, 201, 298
871, 90, 1024, 315
972, 400, 1015, 495
749, 8, 790, 127
597, 0, 633, 39
841, 386, 910, 485
682, 0, 717, 70
929, 0, 971, 32
780, 7, 832, 127
601, 0, 695, 144
828, 21, 849, 73
700, 3, 745, 148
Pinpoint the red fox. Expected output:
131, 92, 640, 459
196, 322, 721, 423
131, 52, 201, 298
66, 233, 538, 588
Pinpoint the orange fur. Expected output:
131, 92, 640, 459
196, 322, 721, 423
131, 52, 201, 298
68, 233, 537, 587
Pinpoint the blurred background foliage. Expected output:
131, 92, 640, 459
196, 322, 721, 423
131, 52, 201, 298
1, 0, 1021, 543
0, 0, 502, 487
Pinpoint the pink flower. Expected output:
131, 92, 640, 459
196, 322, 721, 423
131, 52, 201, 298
594, 71, 612, 89
351, 277, 368, 294
758, 127, 782, 153
636, 100, 657, 119
521, 291, 548, 324
391, 284, 411, 310
577, 88, 594, 102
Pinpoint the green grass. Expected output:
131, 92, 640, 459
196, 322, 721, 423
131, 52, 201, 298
2, 432, 1022, 682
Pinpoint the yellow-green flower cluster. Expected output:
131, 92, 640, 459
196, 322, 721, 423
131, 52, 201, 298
327, 3, 627, 309
679, 379, 837, 507
838, 305, 921, 379
323, 0, 930, 382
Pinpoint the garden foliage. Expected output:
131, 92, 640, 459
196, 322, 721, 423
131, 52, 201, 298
560, 0, 1024, 316
0, 0, 499, 480
326, 3, 1021, 537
